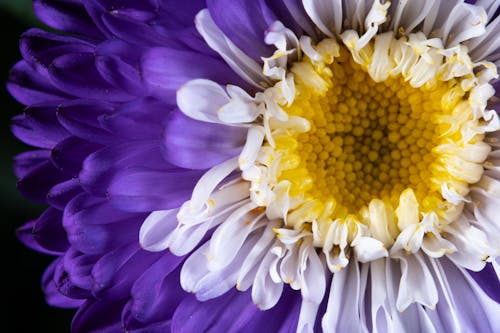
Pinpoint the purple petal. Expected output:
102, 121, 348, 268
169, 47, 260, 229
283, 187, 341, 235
157, 0, 206, 28
100, 10, 181, 47
163, 110, 245, 169
72, 299, 126, 333
79, 141, 171, 196
107, 168, 203, 212
53, 255, 92, 299
33, 207, 70, 253
468, 264, 500, 303
42, 258, 84, 308
207, 0, 277, 61
48, 52, 133, 102
13, 150, 50, 179
7, 60, 69, 105
124, 255, 185, 327
12, 103, 70, 148
95, 40, 148, 96
51, 137, 102, 177
56, 99, 116, 144
99, 97, 169, 141
17, 160, 69, 203
33, 0, 104, 40
17, 220, 62, 255
48, 178, 83, 210
20, 28, 94, 73
92, 245, 163, 299
141, 47, 248, 102
63, 247, 100, 291
63, 194, 144, 254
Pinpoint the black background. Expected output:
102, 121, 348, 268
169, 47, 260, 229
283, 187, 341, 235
1, 5, 75, 332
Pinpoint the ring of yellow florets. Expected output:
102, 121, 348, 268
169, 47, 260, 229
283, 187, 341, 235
244, 32, 495, 251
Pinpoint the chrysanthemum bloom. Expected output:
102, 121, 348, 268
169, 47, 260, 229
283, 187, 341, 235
10, 0, 500, 332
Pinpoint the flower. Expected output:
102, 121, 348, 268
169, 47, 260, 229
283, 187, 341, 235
9, 0, 500, 332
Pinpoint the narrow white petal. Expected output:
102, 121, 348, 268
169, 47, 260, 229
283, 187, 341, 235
368, 32, 393, 82
370, 259, 393, 333
302, 0, 341, 36
322, 260, 364, 333
239, 126, 265, 171
469, 16, 500, 61
218, 99, 260, 123
390, 0, 435, 34
395, 252, 438, 311
432, 258, 500, 332
139, 208, 179, 252
279, 245, 300, 287
177, 79, 229, 123
353, 236, 388, 262
180, 233, 259, 301
207, 201, 260, 271
237, 219, 281, 291
396, 189, 420, 230
445, 3, 487, 46
445, 217, 490, 271
297, 241, 326, 333
195, 9, 269, 88
251, 243, 284, 310
187, 156, 239, 212
422, 234, 457, 258
168, 217, 215, 256
356, 0, 390, 50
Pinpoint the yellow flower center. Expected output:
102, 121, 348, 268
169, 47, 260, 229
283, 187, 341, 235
271, 44, 486, 232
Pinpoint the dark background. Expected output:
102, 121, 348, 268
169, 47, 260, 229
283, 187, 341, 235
1, 1, 74, 331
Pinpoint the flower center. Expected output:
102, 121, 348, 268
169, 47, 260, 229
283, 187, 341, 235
280, 46, 447, 216
240, 31, 497, 251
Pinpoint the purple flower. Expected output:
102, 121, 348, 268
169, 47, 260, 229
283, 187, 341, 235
9, 0, 500, 332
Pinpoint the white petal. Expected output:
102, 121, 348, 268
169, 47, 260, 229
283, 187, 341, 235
207, 201, 260, 271
356, 0, 390, 50
396, 189, 420, 230
266, 180, 291, 221
302, 0, 341, 37
368, 199, 396, 247
251, 243, 284, 310
322, 260, 365, 333
422, 233, 457, 258
445, 217, 491, 271
170, 196, 250, 256
297, 241, 326, 333
177, 79, 229, 123
139, 208, 179, 252
278, 245, 300, 287
370, 259, 394, 333
389, 0, 436, 34
238, 126, 265, 171
395, 252, 438, 311
353, 236, 388, 262
427, 258, 462, 333
469, 15, 500, 62
444, 3, 487, 46
431, 257, 500, 332
168, 216, 216, 256
195, 9, 269, 88
237, 219, 281, 291
185, 156, 239, 212
180, 233, 259, 301
368, 32, 393, 82
218, 99, 260, 123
